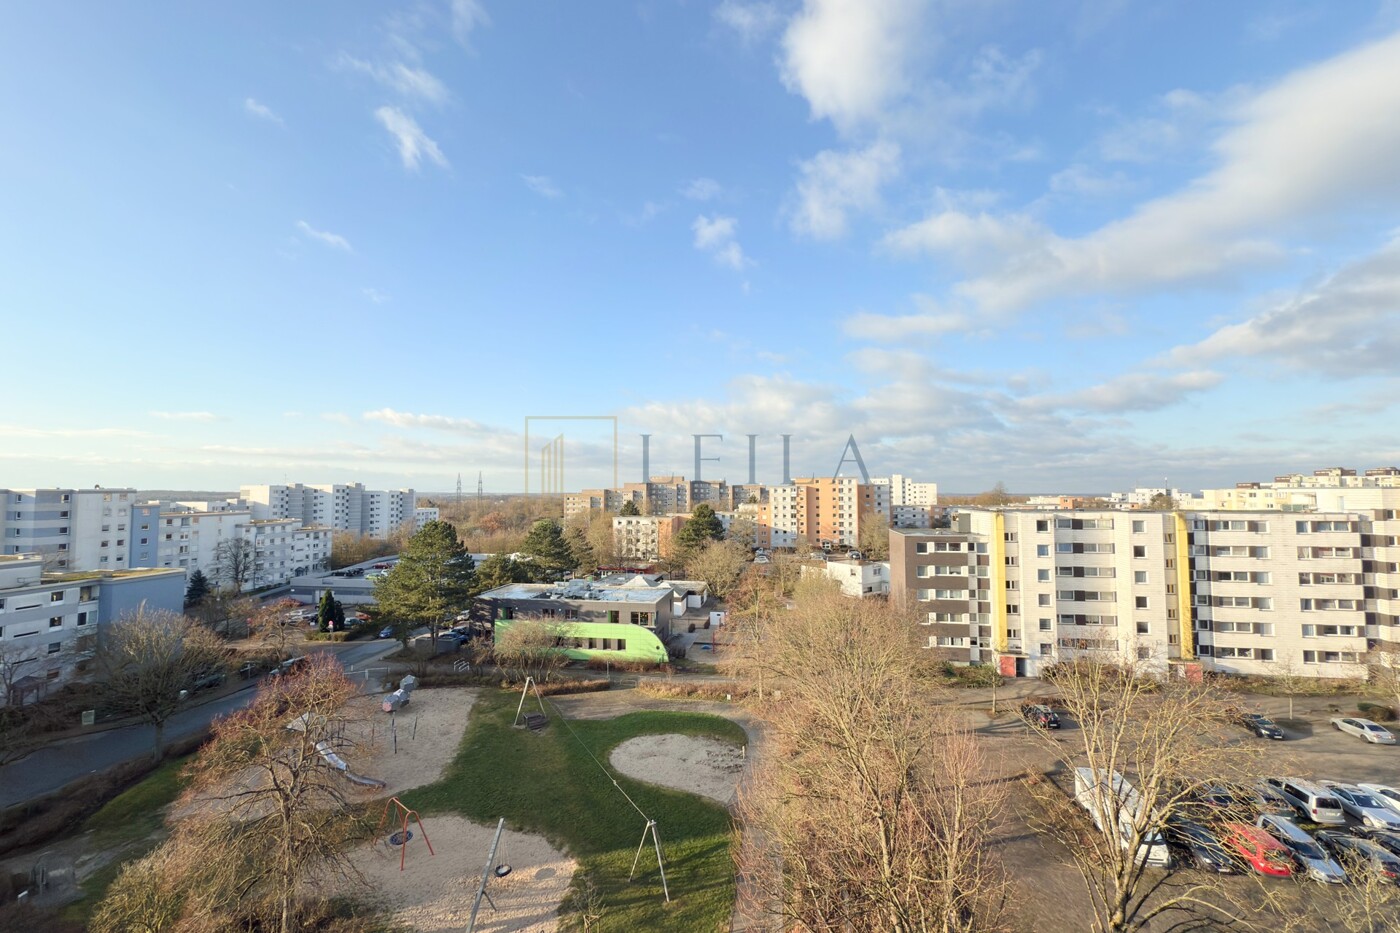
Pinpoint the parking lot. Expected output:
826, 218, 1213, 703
973, 689, 1400, 932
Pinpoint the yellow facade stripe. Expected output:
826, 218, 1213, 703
993, 512, 1008, 653
1174, 512, 1194, 659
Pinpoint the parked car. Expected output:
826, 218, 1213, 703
1021, 703, 1061, 729
191, 668, 226, 693
1320, 782, 1400, 829
378, 626, 396, 639
1073, 768, 1173, 868
1251, 782, 1296, 816
1262, 777, 1347, 825
1331, 717, 1397, 744
1314, 831, 1400, 885
1359, 783, 1400, 816
1256, 813, 1347, 884
1238, 713, 1285, 740
1352, 828, 1400, 861
1221, 823, 1295, 877
1163, 815, 1238, 874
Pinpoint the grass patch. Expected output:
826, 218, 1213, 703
81, 753, 192, 846
401, 690, 745, 932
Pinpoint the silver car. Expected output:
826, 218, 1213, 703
1330, 717, 1398, 744
1255, 813, 1347, 884
1321, 782, 1400, 830
1359, 783, 1400, 816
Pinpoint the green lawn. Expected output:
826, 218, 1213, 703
59, 753, 193, 924
401, 691, 746, 932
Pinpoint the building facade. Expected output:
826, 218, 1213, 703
0, 488, 140, 571
239, 483, 416, 539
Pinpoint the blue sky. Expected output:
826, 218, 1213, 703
3, 1, 1399, 494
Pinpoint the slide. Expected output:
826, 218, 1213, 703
314, 740, 387, 788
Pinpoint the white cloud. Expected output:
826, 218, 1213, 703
891, 31, 1400, 312
692, 215, 753, 270
1167, 236, 1400, 378
321, 413, 353, 426
374, 106, 449, 171
779, 0, 926, 133
789, 140, 900, 239
451, 0, 491, 48
521, 174, 563, 198
1021, 371, 1225, 414
149, 411, 222, 422
362, 287, 390, 303
843, 308, 973, 341
363, 408, 499, 434
681, 177, 722, 201
0, 424, 153, 439
243, 97, 283, 124
339, 54, 450, 105
296, 220, 353, 252
714, 1, 783, 45
1046, 164, 1132, 198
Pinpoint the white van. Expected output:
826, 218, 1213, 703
1074, 768, 1172, 868
1261, 777, 1346, 826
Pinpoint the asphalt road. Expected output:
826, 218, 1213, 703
0, 637, 403, 809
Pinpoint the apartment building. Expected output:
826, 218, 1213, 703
239, 483, 415, 539
237, 519, 332, 591
870, 474, 939, 526
802, 556, 890, 598
612, 514, 685, 562
0, 555, 184, 704
890, 528, 986, 664
414, 507, 440, 530
0, 488, 139, 571
152, 506, 252, 577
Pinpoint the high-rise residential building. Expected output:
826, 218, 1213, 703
237, 519, 331, 590
888, 489, 1400, 680
0, 488, 139, 571
239, 483, 415, 539
612, 514, 685, 562
414, 507, 440, 529
1, 554, 184, 704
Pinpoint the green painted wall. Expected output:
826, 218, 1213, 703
493, 618, 670, 663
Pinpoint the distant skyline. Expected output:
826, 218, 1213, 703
3, 2, 1399, 493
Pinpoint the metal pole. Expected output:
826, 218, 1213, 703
467, 818, 506, 933
651, 820, 671, 903
629, 823, 651, 882
513, 676, 534, 727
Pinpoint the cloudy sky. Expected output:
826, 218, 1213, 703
3, 1, 1399, 494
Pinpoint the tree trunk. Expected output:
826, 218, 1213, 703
152, 717, 166, 761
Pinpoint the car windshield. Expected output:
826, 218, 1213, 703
1353, 793, 1383, 808
1289, 838, 1324, 859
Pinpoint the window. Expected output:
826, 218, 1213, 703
77, 612, 88, 626
1135, 596, 1149, 609
1038, 618, 1052, 631
50, 591, 64, 603
1036, 520, 1049, 532
48, 641, 62, 654
1134, 571, 1148, 584
49, 616, 63, 628
1038, 594, 1052, 606
1133, 545, 1146, 558
1036, 544, 1050, 557
1037, 569, 1050, 581
1132, 520, 1145, 533
1006, 604, 1019, 615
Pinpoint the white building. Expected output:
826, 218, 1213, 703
414, 507, 441, 530
154, 506, 252, 579
0, 555, 185, 704
0, 488, 140, 571
802, 557, 890, 598
239, 483, 416, 539
237, 519, 332, 591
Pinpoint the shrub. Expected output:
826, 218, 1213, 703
1359, 701, 1398, 722
582, 657, 672, 673
635, 680, 750, 701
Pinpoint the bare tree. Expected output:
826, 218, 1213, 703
682, 539, 749, 599
94, 655, 374, 933
1365, 643, 1400, 720
732, 586, 1008, 932
93, 607, 229, 759
248, 597, 305, 660
213, 537, 263, 591
493, 618, 568, 683
857, 508, 891, 560
1271, 649, 1310, 720
1026, 654, 1269, 932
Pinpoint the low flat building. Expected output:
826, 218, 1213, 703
802, 556, 890, 598
478, 578, 680, 664
1, 555, 185, 704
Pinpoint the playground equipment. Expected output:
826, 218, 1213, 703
285, 713, 387, 789
376, 797, 434, 871
512, 676, 550, 731
382, 673, 418, 712
467, 818, 512, 933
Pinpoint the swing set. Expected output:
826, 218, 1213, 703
376, 796, 434, 872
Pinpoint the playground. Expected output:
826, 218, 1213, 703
609, 733, 745, 804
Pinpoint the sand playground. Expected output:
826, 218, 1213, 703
609, 733, 746, 805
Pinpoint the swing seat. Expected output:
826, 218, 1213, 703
494, 864, 512, 878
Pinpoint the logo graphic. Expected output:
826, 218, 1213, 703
523, 415, 618, 496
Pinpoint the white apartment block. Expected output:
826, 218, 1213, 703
614, 515, 663, 562
0, 488, 139, 571
414, 507, 441, 530
802, 557, 890, 598
240, 483, 416, 539
153, 507, 252, 578
1, 555, 184, 704
237, 519, 332, 591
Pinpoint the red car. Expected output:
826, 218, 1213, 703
1222, 823, 1295, 877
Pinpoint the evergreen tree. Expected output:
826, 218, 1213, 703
472, 553, 532, 594
520, 519, 575, 577
184, 569, 211, 610
674, 503, 725, 552
317, 590, 336, 633
619, 499, 641, 516
373, 521, 476, 645
331, 597, 346, 631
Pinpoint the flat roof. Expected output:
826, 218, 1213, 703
45, 567, 185, 582
481, 583, 670, 604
